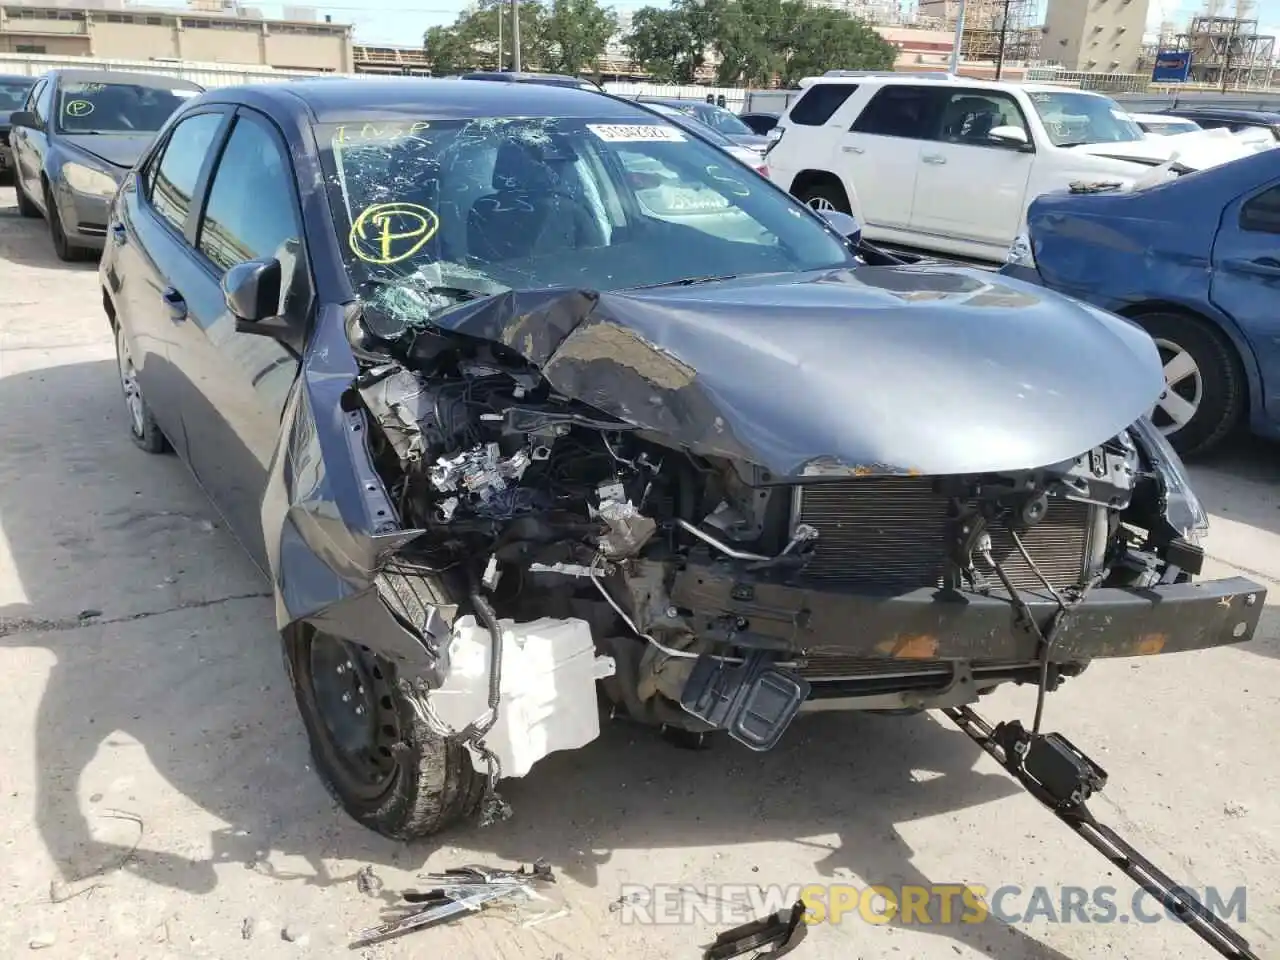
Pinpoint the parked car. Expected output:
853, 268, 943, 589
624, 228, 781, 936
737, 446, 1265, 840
635, 96, 770, 152
766, 73, 1250, 263
101, 77, 1261, 841
459, 70, 603, 92
1004, 147, 1280, 455
1158, 105, 1280, 142
8, 69, 204, 261
738, 111, 780, 135
642, 101, 770, 174
0, 72, 35, 178
1129, 112, 1201, 136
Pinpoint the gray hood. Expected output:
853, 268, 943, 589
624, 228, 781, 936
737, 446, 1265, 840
427, 266, 1165, 478
62, 133, 153, 174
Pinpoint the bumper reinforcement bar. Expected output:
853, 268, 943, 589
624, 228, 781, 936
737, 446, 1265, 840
943, 705, 1260, 960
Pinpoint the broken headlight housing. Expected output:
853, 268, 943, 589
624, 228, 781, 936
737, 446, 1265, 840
1007, 230, 1036, 270
1130, 416, 1210, 544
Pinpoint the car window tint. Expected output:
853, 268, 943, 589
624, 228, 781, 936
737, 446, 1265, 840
789, 84, 857, 126
851, 86, 941, 138
936, 90, 1028, 145
198, 115, 300, 272
149, 112, 223, 233
1240, 185, 1280, 233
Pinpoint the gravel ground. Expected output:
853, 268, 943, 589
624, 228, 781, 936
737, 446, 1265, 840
0, 182, 1277, 960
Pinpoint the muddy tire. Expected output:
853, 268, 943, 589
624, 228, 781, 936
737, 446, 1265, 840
1132, 311, 1243, 457
283, 623, 485, 840
15, 177, 40, 218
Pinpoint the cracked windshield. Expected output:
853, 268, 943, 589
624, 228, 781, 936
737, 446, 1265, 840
322, 116, 849, 336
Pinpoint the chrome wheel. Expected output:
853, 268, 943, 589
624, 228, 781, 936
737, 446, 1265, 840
1150, 337, 1204, 435
807, 195, 839, 212
116, 327, 146, 438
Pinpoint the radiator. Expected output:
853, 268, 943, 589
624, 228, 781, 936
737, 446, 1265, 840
792, 478, 1095, 592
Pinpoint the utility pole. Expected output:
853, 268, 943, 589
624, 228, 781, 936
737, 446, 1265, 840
994, 0, 1011, 81
949, 0, 967, 74
510, 0, 522, 72
1220, 1, 1239, 93
498, 4, 503, 72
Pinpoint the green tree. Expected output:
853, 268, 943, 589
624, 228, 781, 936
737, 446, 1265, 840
780, 6, 896, 86
539, 0, 618, 75
423, 0, 547, 74
625, 0, 723, 83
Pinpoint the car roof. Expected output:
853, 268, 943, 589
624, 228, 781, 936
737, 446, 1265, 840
41, 68, 204, 90
0, 72, 33, 84
461, 71, 591, 85
794, 74, 1115, 99
1167, 106, 1280, 121
229, 77, 657, 123
1129, 112, 1197, 123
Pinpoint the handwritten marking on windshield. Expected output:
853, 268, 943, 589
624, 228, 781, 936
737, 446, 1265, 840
705, 164, 752, 198
65, 100, 95, 118
348, 202, 439, 265
335, 121, 431, 145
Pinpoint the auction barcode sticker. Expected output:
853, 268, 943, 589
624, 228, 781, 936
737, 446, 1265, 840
588, 124, 687, 143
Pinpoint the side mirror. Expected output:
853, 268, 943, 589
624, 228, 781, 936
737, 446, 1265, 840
816, 208, 863, 247
223, 258, 281, 326
989, 125, 1032, 149
9, 110, 38, 130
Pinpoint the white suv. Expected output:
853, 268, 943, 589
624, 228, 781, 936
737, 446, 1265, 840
766, 73, 1213, 263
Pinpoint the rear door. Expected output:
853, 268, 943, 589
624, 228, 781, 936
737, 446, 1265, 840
1209, 179, 1280, 427
113, 106, 231, 456
909, 87, 1035, 249
842, 85, 943, 230
770, 82, 858, 197
166, 107, 306, 567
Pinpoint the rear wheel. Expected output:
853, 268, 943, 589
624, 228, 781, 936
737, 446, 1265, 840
283, 623, 485, 840
796, 179, 851, 215
114, 323, 169, 454
15, 177, 40, 218
1132, 311, 1242, 456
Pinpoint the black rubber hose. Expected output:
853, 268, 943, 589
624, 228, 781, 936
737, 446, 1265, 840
467, 587, 503, 740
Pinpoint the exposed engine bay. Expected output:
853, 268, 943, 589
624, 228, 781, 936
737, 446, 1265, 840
344, 288, 1222, 781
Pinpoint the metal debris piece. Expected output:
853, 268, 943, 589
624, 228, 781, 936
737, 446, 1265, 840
594, 499, 657, 559
702, 900, 808, 960
351, 861, 556, 947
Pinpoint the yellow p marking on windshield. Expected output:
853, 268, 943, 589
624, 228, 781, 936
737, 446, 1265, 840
65, 99, 95, 117
348, 202, 439, 265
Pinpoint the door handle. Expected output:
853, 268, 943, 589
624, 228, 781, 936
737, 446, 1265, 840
110, 222, 127, 246
161, 286, 188, 322
842, 145, 865, 154
1224, 256, 1280, 278
922, 154, 947, 165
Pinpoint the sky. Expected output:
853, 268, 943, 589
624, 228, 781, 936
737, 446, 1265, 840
193, 0, 1280, 48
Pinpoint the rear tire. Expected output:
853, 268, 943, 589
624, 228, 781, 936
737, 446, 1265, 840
1131, 311, 1242, 457
283, 623, 485, 840
114, 323, 169, 454
15, 177, 40, 218
796, 178, 851, 215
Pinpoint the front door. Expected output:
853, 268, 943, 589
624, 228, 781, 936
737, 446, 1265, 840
12, 78, 50, 205
1209, 178, 1280, 426
165, 107, 305, 569
910, 88, 1035, 251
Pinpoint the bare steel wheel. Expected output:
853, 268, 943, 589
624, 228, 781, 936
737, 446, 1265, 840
114, 323, 168, 454
283, 623, 485, 839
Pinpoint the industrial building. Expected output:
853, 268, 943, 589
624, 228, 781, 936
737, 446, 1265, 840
1174, 0, 1276, 88
917, 0, 1040, 69
0, 0, 354, 72
1041, 0, 1151, 74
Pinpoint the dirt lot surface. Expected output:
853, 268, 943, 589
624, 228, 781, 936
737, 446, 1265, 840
1, 183, 1277, 960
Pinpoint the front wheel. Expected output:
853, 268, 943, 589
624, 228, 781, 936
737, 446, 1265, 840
283, 624, 485, 840
1134, 312, 1243, 457
45, 185, 90, 262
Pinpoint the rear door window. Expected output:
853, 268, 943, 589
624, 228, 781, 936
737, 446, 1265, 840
851, 86, 944, 139
1240, 185, 1280, 233
789, 84, 857, 126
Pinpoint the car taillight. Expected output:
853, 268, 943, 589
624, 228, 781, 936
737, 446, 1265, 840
755, 164, 770, 177
764, 127, 783, 158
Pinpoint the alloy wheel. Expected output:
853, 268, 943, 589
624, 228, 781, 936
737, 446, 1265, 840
1149, 337, 1204, 436
806, 195, 839, 212
116, 328, 146, 438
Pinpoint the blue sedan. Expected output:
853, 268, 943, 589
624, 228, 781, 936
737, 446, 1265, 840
1003, 150, 1280, 456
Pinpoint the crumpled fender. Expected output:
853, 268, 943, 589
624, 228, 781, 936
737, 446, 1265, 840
260, 302, 447, 676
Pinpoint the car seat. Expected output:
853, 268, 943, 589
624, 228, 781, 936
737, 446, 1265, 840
466, 138, 603, 263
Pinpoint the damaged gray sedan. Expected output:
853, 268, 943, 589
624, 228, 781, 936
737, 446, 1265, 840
100, 78, 1266, 840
